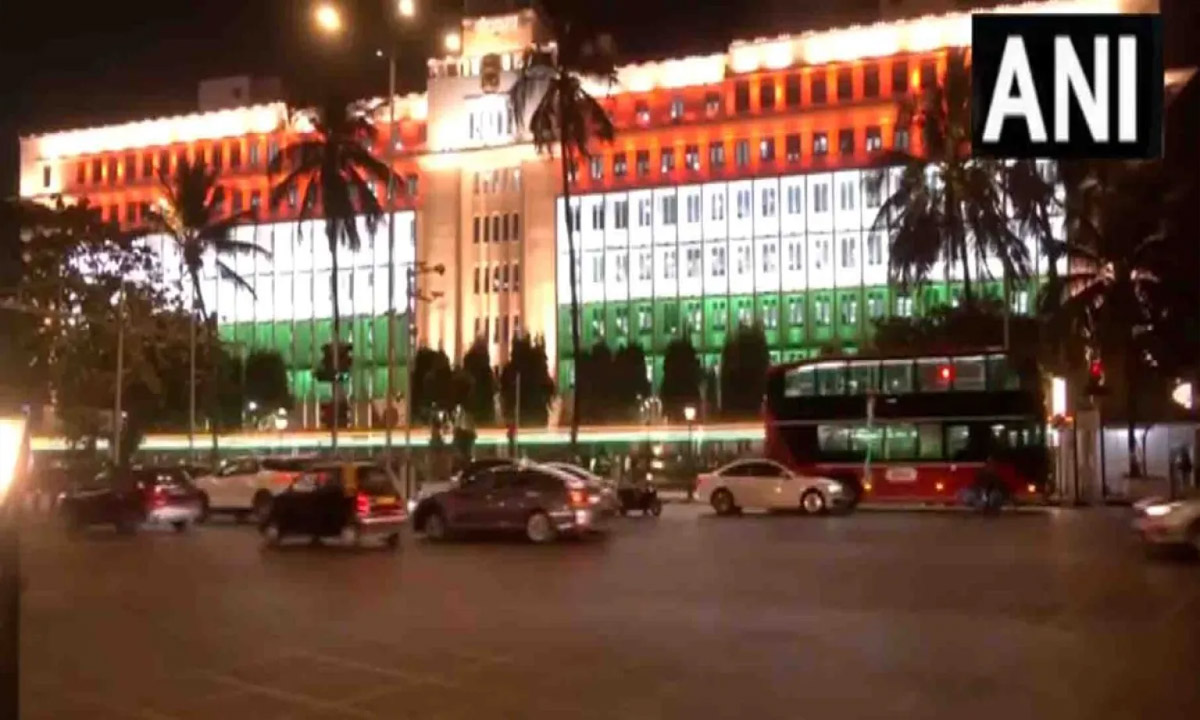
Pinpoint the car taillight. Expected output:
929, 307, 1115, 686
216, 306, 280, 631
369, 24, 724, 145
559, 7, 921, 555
356, 492, 370, 516
569, 489, 589, 508
150, 486, 167, 508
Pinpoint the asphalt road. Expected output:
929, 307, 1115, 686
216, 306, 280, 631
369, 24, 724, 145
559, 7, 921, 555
15, 505, 1200, 720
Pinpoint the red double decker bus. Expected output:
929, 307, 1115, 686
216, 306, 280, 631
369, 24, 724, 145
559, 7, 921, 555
764, 351, 1049, 506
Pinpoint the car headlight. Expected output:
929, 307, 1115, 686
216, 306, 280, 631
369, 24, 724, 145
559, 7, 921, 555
406, 499, 418, 514
1144, 502, 1180, 518
825, 481, 844, 494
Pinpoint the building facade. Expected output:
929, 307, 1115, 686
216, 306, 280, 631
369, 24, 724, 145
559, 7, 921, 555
19, 0, 1115, 428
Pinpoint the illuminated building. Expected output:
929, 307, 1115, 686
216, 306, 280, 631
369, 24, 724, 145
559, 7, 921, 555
18, 0, 1130, 429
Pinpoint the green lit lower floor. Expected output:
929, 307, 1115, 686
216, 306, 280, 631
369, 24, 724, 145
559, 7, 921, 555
556, 281, 1039, 387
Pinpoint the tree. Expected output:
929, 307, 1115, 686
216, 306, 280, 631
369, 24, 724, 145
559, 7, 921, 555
611, 343, 651, 422
1047, 160, 1173, 477
269, 95, 397, 449
867, 48, 1048, 306
500, 335, 557, 427
510, 0, 616, 450
243, 350, 293, 424
141, 158, 266, 458
719, 324, 770, 419
660, 337, 702, 422
410, 347, 452, 423
575, 341, 614, 424
460, 339, 496, 425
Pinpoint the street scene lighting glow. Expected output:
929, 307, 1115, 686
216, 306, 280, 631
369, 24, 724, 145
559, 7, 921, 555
314, 3, 343, 34
444, 32, 462, 53
398, 0, 415, 18
0, 417, 27, 505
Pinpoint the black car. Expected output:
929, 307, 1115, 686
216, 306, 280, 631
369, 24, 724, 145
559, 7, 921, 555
413, 464, 613, 543
59, 466, 204, 534
260, 462, 407, 549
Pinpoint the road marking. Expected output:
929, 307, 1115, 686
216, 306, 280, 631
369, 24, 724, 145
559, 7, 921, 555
204, 673, 379, 719
446, 648, 516, 666
290, 649, 460, 689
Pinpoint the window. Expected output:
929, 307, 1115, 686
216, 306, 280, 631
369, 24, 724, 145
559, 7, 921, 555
42, 166, 50, 188
591, 204, 606, 230
635, 101, 650, 125
473, 216, 481, 244
709, 141, 726, 169
813, 238, 830, 269
512, 213, 521, 241
248, 142, 260, 167
836, 67, 852, 100
759, 137, 775, 162
591, 256, 604, 283
866, 233, 883, 266
685, 247, 701, 278
865, 126, 883, 153
920, 59, 937, 89
660, 148, 675, 174
813, 132, 828, 156
250, 190, 261, 211
513, 264, 521, 291
684, 145, 700, 171
786, 239, 803, 271
839, 129, 855, 156
638, 306, 652, 331
764, 302, 778, 329
661, 195, 677, 225
670, 96, 685, 121
760, 80, 776, 110
636, 150, 650, 177
735, 245, 751, 274
785, 75, 801, 106
812, 184, 830, 213
894, 128, 910, 150
734, 80, 751, 113
123, 153, 135, 180
711, 246, 727, 277
705, 91, 721, 117
811, 74, 827, 104
663, 249, 677, 279
158, 151, 170, 175
104, 157, 117, 184
761, 187, 776, 217
125, 203, 137, 223
814, 298, 831, 325
614, 200, 629, 229
840, 237, 857, 268
211, 145, 223, 170
75, 162, 85, 185
637, 251, 652, 281
711, 193, 725, 221
590, 156, 603, 180
734, 140, 750, 168
735, 188, 751, 219
892, 59, 909, 94
789, 297, 805, 324
492, 214, 501, 241
613, 153, 628, 178
141, 153, 153, 178
785, 134, 801, 162
761, 242, 778, 273
91, 158, 102, 184
685, 194, 701, 223
615, 253, 629, 283
895, 295, 913, 318
231, 189, 244, 213
864, 65, 880, 98
638, 198, 652, 226
230, 143, 242, 168
786, 185, 802, 215
839, 180, 855, 211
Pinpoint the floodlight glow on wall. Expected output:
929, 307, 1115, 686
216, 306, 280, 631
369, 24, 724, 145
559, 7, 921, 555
0, 417, 28, 507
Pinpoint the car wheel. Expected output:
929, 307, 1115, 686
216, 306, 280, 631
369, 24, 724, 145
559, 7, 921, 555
384, 532, 401, 551
196, 493, 210, 524
648, 497, 663, 517
251, 491, 273, 524
171, 520, 189, 533
260, 519, 282, 548
800, 489, 826, 515
423, 509, 449, 542
710, 489, 736, 516
525, 511, 556, 544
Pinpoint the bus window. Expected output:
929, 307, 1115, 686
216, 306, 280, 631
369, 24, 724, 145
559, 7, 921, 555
952, 355, 987, 391
817, 425, 850, 455
851, 426, 883, 459
917, 423, 943, 459
884, 424, 917, 460
784, 367, 816, 397
986, 355, 1019, 390
815, 363, 846, 396
881, 360, 912, 393
847, 361, 878, 394
948, 423, 992, 460
916, 358, 953, 392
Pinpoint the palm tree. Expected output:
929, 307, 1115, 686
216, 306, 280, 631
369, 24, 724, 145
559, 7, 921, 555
1045, 160, 1170, 478
143, 158, 266, 461
869, 48, 1047, 311
510, 0, 616, 454
269, 96, 396, 450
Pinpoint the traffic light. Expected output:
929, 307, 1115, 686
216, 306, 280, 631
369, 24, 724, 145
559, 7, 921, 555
1085, 358, 1107, 397
314, 342, 354, 383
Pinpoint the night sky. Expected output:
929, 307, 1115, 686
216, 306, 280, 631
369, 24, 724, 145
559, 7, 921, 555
3, 0, 1197, 195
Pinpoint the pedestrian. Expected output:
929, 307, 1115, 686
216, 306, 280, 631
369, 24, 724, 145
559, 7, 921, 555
1176, 448, 1193, 492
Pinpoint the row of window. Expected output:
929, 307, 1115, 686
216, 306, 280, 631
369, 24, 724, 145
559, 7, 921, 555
582, 128, 902, 185
812, 421, 1042, 464
473, 315, 522, 344
74, 139, 281, 187
473, 263, 522, 294
783, 355, 1018, 398
472, 167, 522, 195
473, 212, 522, 244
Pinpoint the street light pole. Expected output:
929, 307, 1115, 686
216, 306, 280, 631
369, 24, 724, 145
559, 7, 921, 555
404, 265, 414, 498
384, 50, 398, 475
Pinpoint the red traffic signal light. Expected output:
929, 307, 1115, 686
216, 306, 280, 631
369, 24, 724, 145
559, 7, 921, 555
1089, 360, 1104, 379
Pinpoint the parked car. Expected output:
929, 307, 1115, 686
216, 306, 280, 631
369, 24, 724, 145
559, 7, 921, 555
1133, 495, 1200, 554
59, 466, 204, 534
260, 462, 406, 549
694, 459, 851, 516
193, 456, 313, 522
409, 457, 516, 512
412, 464, 613, 543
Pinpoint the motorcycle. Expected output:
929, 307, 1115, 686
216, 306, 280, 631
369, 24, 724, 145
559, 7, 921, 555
617, 481, 663, 517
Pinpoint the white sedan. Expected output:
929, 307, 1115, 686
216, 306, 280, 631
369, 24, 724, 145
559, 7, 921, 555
1133, 495, 1200, 553
695, 459, 851, 516
193, 456, 311, 522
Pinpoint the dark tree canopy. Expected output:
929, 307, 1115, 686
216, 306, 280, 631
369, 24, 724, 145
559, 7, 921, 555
719, 324, 770, 419
660, 337, 702, 422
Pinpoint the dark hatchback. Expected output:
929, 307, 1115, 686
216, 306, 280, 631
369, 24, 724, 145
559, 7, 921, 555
261, 462, 406, 549
59, 466, 204, 534
412, 464, 613, 543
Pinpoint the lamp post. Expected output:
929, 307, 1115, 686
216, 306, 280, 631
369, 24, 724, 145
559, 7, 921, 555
0, 415, 29, 719
683, 405, 696, 501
